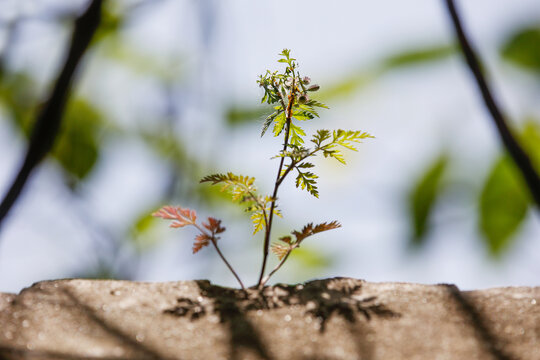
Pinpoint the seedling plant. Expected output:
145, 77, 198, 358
154, 50, 373, 290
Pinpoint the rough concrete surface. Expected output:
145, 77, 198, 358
0, 277, 538, 359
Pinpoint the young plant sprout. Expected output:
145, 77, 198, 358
153, 49, 373, 290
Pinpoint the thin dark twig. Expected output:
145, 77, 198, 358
0, 0, 103, 231
444, 0, 540, 207
0, 0, 103, 225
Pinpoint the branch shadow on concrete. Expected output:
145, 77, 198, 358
0, 286, 171, 360
443, 284, 517, 360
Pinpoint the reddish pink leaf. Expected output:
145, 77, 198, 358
152, 206, 179, 220
203, 217, 226, 234
193, 234, 211, 253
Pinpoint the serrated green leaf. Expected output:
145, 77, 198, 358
323, 148, 346, 164
408, 155, 448, 246
305, 99, 329, 109
272, 112, 286, 137
295, 170, 319, 197
479, 156, 530, 256
251, 210, 265, 234
311, 129, 331, 147
200, 172, 258, 204
289, 122, 306, 146
297, 103, 320, 118
292, 109, 314, 121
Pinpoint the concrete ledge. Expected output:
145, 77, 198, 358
0, 278, 538, 359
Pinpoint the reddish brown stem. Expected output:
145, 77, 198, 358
257, 86, 296, 288
193, 224, 245, 291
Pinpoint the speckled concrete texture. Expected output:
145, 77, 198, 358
0, 278, 538, 359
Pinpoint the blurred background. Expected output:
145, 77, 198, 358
0, 0, 539, 293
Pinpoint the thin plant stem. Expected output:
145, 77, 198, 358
193, 223, 245, 291
210, 238, 246, 291
257, 80, 296, 288
259, 245, 297, 287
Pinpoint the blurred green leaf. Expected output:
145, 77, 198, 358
53, 99, 103, 182
382, 44, 456, 70
520, 119, 540, 171
1, 73, 104, 184
501, 26, 540, 73
225, 43, 456, 127
317, 72, 375, 101
129, 209, 163, 253
479, 157, 530, 256
0, 72, 38, 132
225, 105, 267, 126
409, 155, 448, 245
91, 1, 123, 45
290, 245, 333, 270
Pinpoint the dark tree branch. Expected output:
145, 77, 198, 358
0, 0, 103, 231
444, 0, 540, 207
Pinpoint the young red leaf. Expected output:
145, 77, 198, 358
271, 243, 289, 260
193, 234, 211, 254
153, 206, 197, 228
152, 206, 180, 220
203, 217, 226, 234
279, 235, 292, 244
292, 221, 341, 243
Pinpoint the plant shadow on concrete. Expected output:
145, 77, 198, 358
164, 278, 400, 360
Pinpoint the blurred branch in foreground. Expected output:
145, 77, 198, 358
0, 0, 103, 232
444, 0, 540, 207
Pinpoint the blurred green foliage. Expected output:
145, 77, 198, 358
288, 246, 334, 271
225, 44, 457, 126
0, 2, 538, 284
479, 156, 529, 256
501, 26, 540, 73
382, 45, 457, 69
409, 155, 448, 246
53, 99, 103, 183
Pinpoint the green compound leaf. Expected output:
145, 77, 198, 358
272, 112, 287, 137
479, 156, 530, 256
501, 26, 540, 74
408, 155, 448, 246
200, 172, 257, 202
323, 148, 346, 164
251, 210, 265, 235
311, 129, 331, 147
333, 129, 374, 151
295, 170, 319, 198
261, 110, 282, 137
292, 109, 314, 121
289, 122, 306, 146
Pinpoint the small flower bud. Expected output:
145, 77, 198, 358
297, 93, 309, 104
284, 77, 293, 87
302, 76, 311, 85
307, 84, 320, 92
